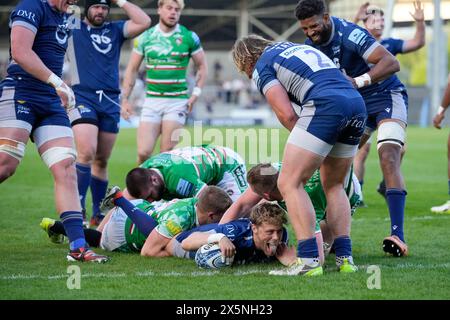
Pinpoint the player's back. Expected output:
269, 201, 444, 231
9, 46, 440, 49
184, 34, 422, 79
254, 41, 359, 106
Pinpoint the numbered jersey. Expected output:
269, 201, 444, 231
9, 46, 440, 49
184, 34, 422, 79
305, 16, 404, 98
6, 0, 72, 99
133, 24, 202, 99
67, 20, 127, 94
140, 145, 241, 199
253, 41, 356, 105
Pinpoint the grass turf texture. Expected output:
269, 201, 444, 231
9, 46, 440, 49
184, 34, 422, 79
1, 126, 449, 300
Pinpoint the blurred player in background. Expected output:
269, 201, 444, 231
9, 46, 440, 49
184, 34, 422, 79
0, 0, 108, 262
233, 35, 366, 276
296, 0, 409, 257
121, 0, 208, 164
67, 0, 150, 227
431, 74, 450, 213
352, 1, 425, 203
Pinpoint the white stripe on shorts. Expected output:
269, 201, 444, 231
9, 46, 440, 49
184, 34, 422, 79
287, 126, 332, 157
33, 125, 74, 148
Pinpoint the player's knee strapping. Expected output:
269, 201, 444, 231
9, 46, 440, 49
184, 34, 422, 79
0, 137, 26, 162
377, 121, 405, 150
41, 147, 77, 168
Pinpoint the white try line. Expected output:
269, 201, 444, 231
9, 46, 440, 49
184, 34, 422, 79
2, 263, 449, 281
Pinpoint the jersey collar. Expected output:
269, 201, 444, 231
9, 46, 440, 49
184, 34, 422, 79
156, 23, 181, 37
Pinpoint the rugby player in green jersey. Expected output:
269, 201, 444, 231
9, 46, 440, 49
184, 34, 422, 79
125, 145, 248, 202
40, 186, 232, 257
121, 0, 208, 164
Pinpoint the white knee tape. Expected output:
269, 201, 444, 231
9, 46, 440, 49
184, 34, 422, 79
41, 147, 77, 168
377, 122, 405, 150
0, 138, 26, 162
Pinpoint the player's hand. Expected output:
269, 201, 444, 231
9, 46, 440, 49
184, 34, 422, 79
56, 81, 76, 112
218, 237, 236, 264
275, 243, 297, 267
410, 0, 424, 22
354, 2, 370, 23
433, 112, 445, 129
186, 95, 198, 113
121, 97, 133, 120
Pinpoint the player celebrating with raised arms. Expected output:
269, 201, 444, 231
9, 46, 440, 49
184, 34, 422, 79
0, 0, 108, 262
232, 35, 366, 276
295, 0, 409, 257
67, 0, 150, 227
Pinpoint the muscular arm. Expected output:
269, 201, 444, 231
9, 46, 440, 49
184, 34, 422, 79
140, 229, 171, 257
219, 188, 262, 224
191, 50, 208, 90
264, 84, 299, 131
364, 46, 400, 83
118, 0, 151, 38
181, 232, 210, 250
121, 51, 144, 100
10, 26, 53, 83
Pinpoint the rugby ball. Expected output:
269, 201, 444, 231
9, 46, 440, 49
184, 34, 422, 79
195, 243, 234, 269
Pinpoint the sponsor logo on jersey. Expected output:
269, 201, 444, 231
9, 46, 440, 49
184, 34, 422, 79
348, 29, 367, 46
176, 179, 194, 197
16, 10, 36, 23
17, 104, 30, 115
232, 165, 248, 189
166, 220, 183, 236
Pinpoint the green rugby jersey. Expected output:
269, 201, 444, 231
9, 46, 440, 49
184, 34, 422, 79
133, 24, 202, 98
140, 145, 245, 199
272, 163, 360, 231
124, 198, 198, 252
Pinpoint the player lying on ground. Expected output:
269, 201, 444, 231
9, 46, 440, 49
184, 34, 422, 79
167, 202, 297, 269
124, 145, 248, 202
40, 186, 232, 257
220, 163, 361, 265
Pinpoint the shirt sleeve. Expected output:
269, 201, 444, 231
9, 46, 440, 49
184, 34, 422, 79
253, 62, 280, 96
155, 212, 185, 239
391, 38, 405, 55
342, 25, 380, 62
132, 31, 146, 56
10, 0, 44, 34
190, 31, 203, 56
113, 20, 127, 43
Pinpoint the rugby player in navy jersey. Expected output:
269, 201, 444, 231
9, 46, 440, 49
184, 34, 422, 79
295, 0, 409, 257
352, 1, 425, 202
232, 35, 366, 275
0, 0, 107, 262
66, 0, 150, 227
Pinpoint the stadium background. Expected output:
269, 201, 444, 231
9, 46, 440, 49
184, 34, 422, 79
0, 0, 449, 128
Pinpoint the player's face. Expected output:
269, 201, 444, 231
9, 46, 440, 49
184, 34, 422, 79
87, 5, 110, 26
145, 172, 164, 201
158, 1, 182, 28
252, 222, 283, 257
53, 0, 78, 12
299, 14, 332, 45
364, 14, 384, 39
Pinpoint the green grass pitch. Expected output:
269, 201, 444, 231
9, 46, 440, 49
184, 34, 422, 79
0, 126, 449, 299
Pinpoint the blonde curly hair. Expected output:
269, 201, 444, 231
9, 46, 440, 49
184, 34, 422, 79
250, 202, 287, 228
232, 34, 274, 77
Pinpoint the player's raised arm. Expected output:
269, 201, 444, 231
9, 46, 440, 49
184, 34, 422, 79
11, 26, 74, 109
402, 0, 425, 53
114, 0, 151, 38
219, 187, 262, 224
